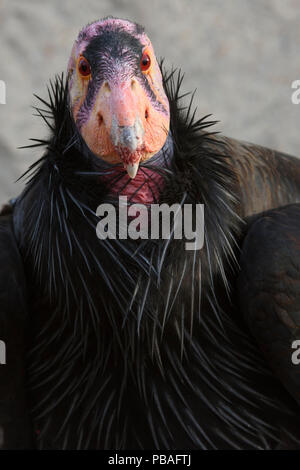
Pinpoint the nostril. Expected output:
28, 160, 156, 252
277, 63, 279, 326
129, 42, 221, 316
98, 113, 103, 125
145, 109, 149, 120
131, 79, 137, 90
103, 81, 111, 93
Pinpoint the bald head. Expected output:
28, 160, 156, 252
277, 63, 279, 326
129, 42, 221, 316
67, 18, 170, 178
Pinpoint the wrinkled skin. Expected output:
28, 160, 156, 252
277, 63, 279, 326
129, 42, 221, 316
67, 18, 170, 178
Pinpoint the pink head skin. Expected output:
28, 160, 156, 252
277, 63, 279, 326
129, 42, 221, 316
67, 18, 170, 178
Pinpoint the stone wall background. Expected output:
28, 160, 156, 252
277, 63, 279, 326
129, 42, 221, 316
0, 0, 299, 201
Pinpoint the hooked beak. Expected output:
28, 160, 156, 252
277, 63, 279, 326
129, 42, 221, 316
100, 78, 147, 178
110, 116, 145, 178
125, 162, 139, 179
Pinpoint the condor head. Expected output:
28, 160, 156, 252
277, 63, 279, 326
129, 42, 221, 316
67, 17, 170, 179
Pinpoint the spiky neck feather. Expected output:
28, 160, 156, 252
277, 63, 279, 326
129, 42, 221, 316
14, 68, 300, 449
15, 68, 240, 344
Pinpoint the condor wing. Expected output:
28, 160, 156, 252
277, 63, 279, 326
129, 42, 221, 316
0, 213, 33, 448
238, 204, 300, 405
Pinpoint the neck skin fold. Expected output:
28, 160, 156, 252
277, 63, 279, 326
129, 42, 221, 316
93, 133, 174, 204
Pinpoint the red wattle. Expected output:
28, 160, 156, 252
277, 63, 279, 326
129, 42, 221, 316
100, 166, 164, 204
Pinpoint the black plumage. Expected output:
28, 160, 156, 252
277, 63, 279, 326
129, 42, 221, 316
0, 63, 300, 449
0, 215, 32, 448
238, 204, 300, 409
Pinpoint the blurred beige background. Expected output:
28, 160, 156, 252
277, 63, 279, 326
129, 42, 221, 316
0, 0, 299, 202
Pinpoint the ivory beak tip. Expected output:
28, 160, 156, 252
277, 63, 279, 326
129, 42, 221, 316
125, 162, 139, 179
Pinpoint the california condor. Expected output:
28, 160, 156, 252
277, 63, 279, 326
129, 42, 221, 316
0, 17, 300, 450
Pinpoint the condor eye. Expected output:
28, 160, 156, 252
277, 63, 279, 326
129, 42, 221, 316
140, 52, 151, 72
78, 57, 91, 77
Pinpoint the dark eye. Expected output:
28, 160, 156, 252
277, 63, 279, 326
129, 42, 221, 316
140, 53, 151, 72
78, 57, 91, 77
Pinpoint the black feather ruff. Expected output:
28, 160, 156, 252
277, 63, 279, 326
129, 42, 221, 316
13, 67, 300, 449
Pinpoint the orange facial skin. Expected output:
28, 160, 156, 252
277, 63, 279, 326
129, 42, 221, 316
68, 18, 170, 178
